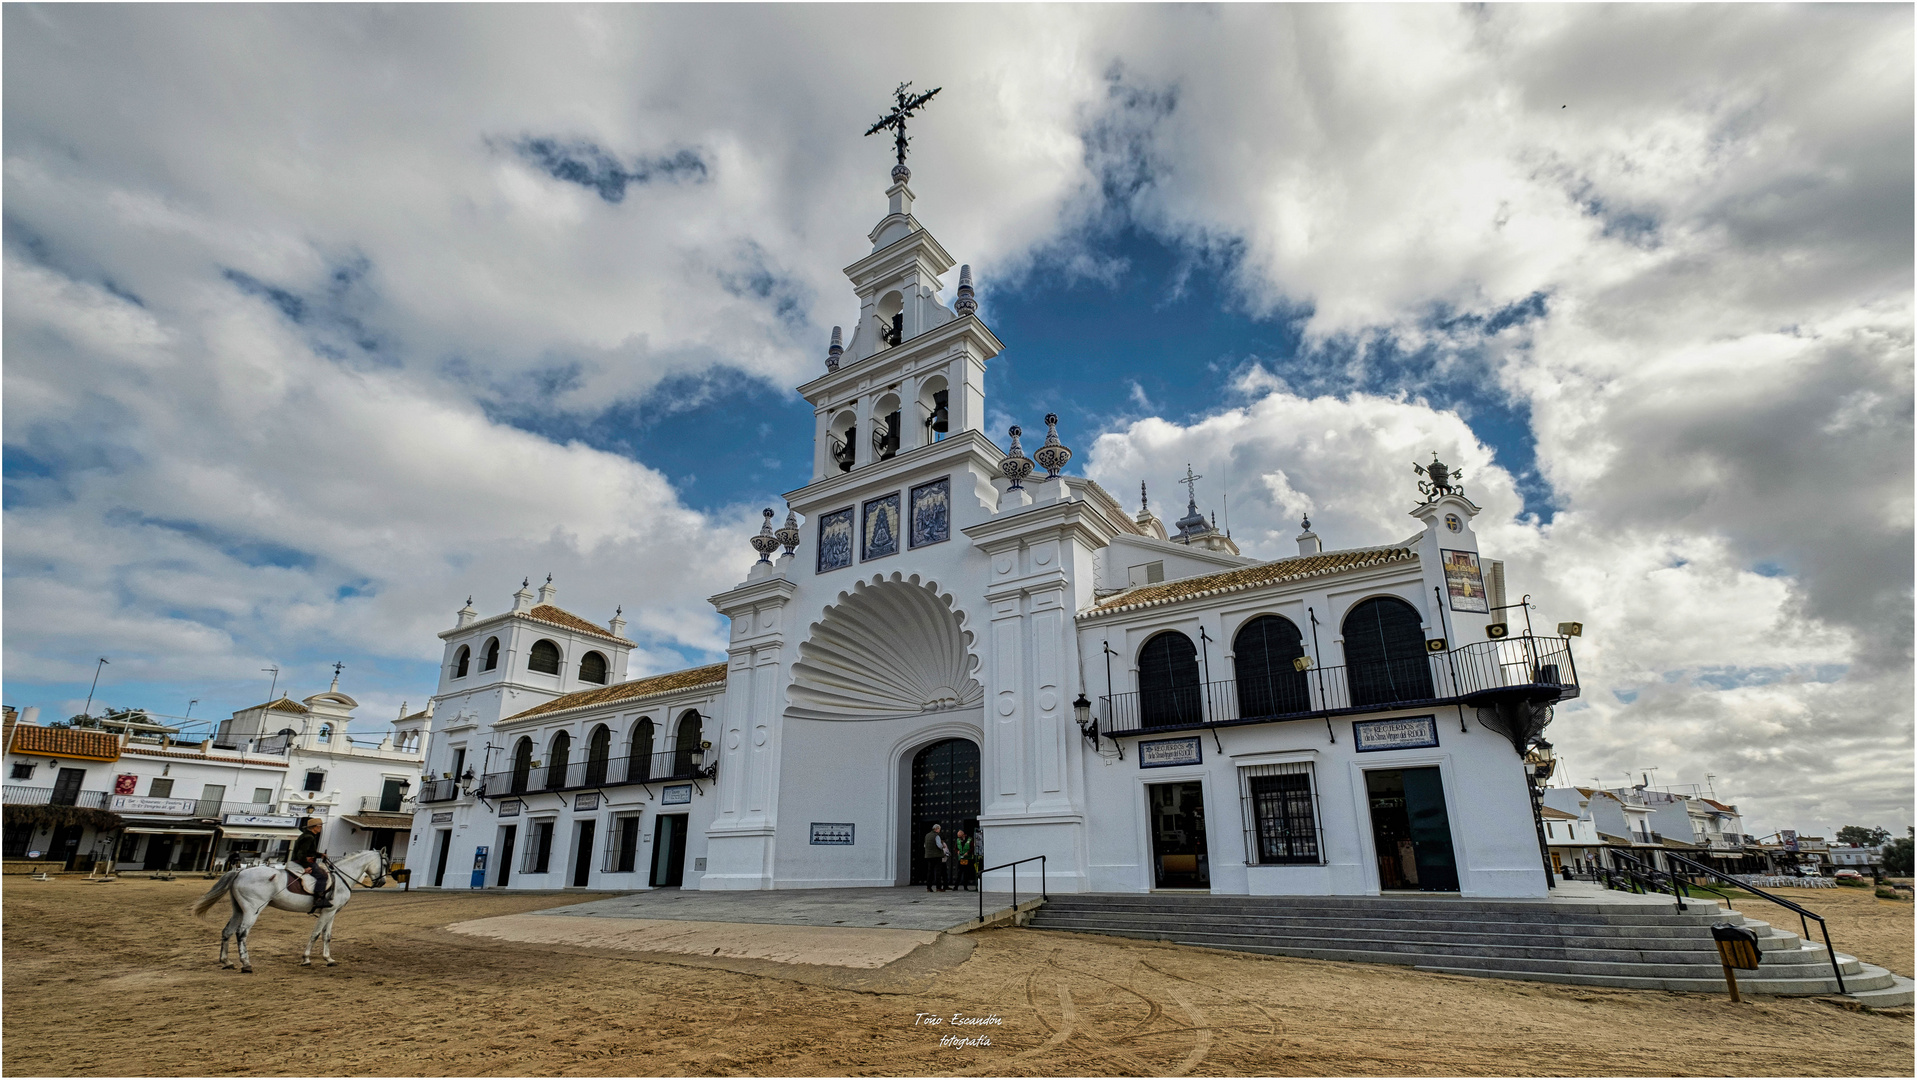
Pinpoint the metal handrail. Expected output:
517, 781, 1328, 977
1662, 849, 1848, 995
978, 854, 1048, 924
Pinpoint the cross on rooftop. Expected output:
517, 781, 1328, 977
1180, 464, 1204, 513
864, 82, 942, 166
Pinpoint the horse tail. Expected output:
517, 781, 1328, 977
190, 870, 239, 917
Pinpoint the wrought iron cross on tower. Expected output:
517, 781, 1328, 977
864, 82, 942, 166
1180, 464, 1204, 514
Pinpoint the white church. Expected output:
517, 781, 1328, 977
409, 154, 1581, 900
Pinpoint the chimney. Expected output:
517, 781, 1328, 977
1296, 514, 1322, 556
537, 574, 558, 607
512, 578, 536, 614
608, 606, 627, 639
456, 596, 477, 628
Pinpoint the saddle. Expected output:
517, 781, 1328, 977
283, 868, 331, 898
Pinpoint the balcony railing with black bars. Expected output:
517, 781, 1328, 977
1097, 636, 1579, 738
416, 778, 462, 804
478, 747, 714, 799
3, 785, 113, 809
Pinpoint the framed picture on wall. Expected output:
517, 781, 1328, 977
910, 476, 950, 548
817, 507, 853, 572
862, 493, 901, 560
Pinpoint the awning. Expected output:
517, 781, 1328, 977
220, 827, 300, 840
123, 826, 217, 835
341, 813, 414, 831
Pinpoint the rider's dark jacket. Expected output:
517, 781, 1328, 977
290, 831, 322, 865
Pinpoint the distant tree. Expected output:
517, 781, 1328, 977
1884, 829, 1914, 878
1836, 825, 1893, 848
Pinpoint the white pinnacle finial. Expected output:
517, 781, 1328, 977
954, 265, 977, 316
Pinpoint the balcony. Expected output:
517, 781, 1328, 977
359, 794, 417, 814
3, 785, 111, 809
479, 748, 714, 800
1096, 636, 1579, 739
416, 778, 462, 804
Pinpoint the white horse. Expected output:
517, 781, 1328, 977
191, 848, 387, 972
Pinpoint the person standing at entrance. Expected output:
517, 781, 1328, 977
954, 829, 976, 891
923, 823, 950, 892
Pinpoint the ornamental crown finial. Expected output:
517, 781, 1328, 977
1413, 452, 1464, 501
1000, 426, 1035, 491
954, 264, 977, 317
750, 508, 782, 564
775, 508, 802, 557
1033, 412, 1072, 480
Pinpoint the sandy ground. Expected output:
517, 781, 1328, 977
2, 877, 1909, 1077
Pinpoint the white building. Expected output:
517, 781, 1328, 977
1541, 805, 1605, 873
412, 159, 1582, 899
216, 679, 430, 866
1544, 787, 1664, 870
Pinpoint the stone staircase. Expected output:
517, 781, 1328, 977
1027, 892, 1913, 1008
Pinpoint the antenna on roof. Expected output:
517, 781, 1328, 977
262, 665, 280, 702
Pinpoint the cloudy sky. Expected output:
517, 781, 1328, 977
5, 4, 1909, 836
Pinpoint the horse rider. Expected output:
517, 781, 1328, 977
290, 817, 332, 913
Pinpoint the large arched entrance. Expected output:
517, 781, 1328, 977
909, 738, 979, 887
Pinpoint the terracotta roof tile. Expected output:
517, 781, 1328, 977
523, 605, 635, 645
1540, 806, 1580, 820
263, 697, 310, 714
1083, 545, 1417, 617
10, 724, 121, 762
504, 663, 728, 721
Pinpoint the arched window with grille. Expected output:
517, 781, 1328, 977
1233, 615, 1310, 719
1341, 596, 1434, 707
483, 637, 501, 671
578, 651, 608, 685
528, 639, 562, 675
1138, 631, 1203, 728
629, 718, 655, 782
453, 645, 470, 679
585, 725, 611, 785
510, 736, 533, 794
546, 731, 571, 789
672, 712, 703, 778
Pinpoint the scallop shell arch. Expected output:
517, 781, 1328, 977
786, 573, 984, 722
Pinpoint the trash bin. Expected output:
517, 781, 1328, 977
1711, 922, 1762, 1001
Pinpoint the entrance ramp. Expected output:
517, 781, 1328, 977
1027, 888, 1911, 1006
532, 885, 1018, 932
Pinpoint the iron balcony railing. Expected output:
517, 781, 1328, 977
3, 785, 112, 809
360, 794, 417, 814
1097, 636, 1579, 738
479, 748, 714, 799
416, 778, 462, 804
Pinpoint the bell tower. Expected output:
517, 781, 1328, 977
802, 164, 998, 482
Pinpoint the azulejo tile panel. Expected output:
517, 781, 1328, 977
910, 476, 950, 548
862, 493, 901, 560
817, 507, 854, 572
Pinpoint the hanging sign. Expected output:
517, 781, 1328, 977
114, 774, 139, 795
223, 813, 298, 828
1353, 716, 1440, 753
809, 823, 856, 846
110, 795, 196, 815
662, 785, 693, 806
1138, 736, 1203, 769
498, 799, 522, 818
1441, 549, 1490, 613
573, 792, 600, 811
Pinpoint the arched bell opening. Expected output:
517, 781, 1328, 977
871, 392, 902, 462
917, 375, 949, 441
828, 409, 858, 473
876, 290, 905, 348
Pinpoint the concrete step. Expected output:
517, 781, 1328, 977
1031, 911, 1743, 943
1026, 893, 1877, 997
1414, 961, 1900, 997
1843, 974, 1916, 1009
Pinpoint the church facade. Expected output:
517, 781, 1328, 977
409, 162, 1580, 899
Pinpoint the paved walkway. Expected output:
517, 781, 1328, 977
536, 886, 1013, 931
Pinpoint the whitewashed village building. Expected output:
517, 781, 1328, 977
3, 685, 428, 872
411, 159, 1582, 899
